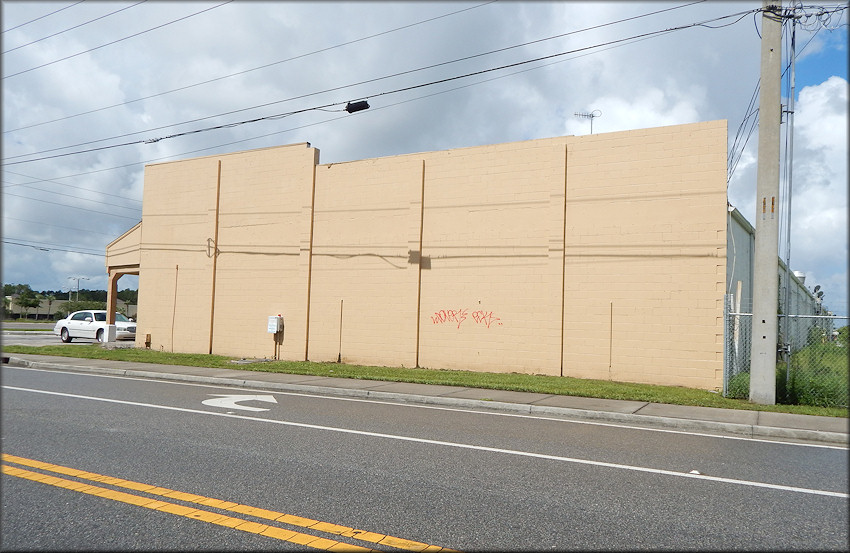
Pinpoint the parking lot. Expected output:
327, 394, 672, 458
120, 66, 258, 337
2, 323, 135, 348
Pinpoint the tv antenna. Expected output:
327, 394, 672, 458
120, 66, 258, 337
574, 109, 602, 134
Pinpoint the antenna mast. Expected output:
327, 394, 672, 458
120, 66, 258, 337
574, 109, 602, 134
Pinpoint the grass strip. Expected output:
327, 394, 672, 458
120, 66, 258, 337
2, 344, 847, 418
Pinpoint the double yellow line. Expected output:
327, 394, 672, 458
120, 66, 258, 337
2, 454, 456, 552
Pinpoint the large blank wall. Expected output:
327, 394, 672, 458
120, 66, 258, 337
132, 121, 727, 389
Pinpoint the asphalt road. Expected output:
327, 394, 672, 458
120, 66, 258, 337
2, 365, 848, 551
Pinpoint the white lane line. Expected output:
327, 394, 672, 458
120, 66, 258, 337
4, 365, 846, 450
4, 384, 847, 499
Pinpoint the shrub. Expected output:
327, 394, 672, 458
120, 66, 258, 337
726, 371, 750, 399
725, 364, 846, 408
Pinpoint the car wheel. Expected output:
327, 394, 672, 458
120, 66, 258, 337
60, 328, 72, 343
96, 329, 104, 342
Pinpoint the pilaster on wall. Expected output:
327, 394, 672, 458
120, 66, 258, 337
303, 148, 321, 361
412, 160, 426, 367
551, 145, 569, 376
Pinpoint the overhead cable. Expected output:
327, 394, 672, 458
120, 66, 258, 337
3, 239, 105, 257
1, 180, 142, 212
4, 216, 118, 237
3, 7, 759, 166
3, 1, 147, 54
727, 15, 828, 184
3, 190, 141, 220
2, 1, 233, 79
1, 1, 85, 34
3, 0, 497, 133
2, 170, 142, 204
4, 0, 700, 134
0, 24, 706, 186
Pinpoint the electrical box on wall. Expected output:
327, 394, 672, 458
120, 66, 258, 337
267, 315, 283, 333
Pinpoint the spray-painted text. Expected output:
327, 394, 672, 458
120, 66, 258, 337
431, 308, 502, 328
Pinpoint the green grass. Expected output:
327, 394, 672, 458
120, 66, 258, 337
3, 344, 848, 418
727, 340, 850, 410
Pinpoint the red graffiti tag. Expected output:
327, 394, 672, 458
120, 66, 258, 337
431, 308, 468, 329
432, 307, 502, 329
472, 310, 502, 328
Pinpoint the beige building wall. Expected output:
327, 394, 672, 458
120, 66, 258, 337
308, 157, 423, 367
210, 144, 318, 360
136, 143, 318, 357
562, 123, 727, 389
105, 222, 141, 269
417, 139, 568, 375
118, 121, 728, 389
137, 156, 217, 354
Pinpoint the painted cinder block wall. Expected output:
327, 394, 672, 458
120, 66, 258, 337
130, 121, 727, 389
308, 156, 424, 367
136, 143, 318, 358
562, 125, 727, 388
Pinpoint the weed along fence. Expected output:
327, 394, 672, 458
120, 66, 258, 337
724, 298, 849, 407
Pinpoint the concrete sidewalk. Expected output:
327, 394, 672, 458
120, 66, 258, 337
4, 353, 848, 445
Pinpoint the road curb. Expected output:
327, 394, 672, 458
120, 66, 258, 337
7, 357, 848, 446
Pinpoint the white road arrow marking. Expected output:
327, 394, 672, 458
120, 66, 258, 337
201, 394, 278, 412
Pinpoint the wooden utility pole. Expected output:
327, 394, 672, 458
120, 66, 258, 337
749, 1, 783, 404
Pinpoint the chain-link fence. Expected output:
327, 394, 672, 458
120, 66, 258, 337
724, 298, 849, 408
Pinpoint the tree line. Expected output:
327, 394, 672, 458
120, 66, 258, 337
3, 283, 138, 320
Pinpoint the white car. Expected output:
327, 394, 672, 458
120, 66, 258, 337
54, 310, 136, 343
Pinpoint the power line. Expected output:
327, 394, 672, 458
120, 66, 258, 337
0, 38, 666, 226
3, 0, 708, 143
1, 1, 85, 34
2, 1, 147, 55
1, 180, 142, 212
0, 21, 699, 187
139, 29, 678, 164
3, 216, 118, 237
3, 7, 759, 167
2, 1, 233, 80
4, 1, 499, 134
727, 80, 760, 184
3, 239, 105, 257
4, 236, 105, 254
727, 10, 830, 184
3, 190, 140, 220
3, 170, 142, 204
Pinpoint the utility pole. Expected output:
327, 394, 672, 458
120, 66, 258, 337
749, 1, 783, 404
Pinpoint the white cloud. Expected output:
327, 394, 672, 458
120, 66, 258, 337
795, 76, 848, 153
787, 76, 848, 315
564, 85, 703, 136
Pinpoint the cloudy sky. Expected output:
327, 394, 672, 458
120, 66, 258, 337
2, 1, 847, 315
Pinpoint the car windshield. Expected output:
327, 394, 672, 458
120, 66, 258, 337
115, 313, 130, 322
94, 312, 107, 321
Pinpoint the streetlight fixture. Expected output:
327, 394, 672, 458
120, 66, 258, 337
345, 100, 370, 113
68, 276, 89, 302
